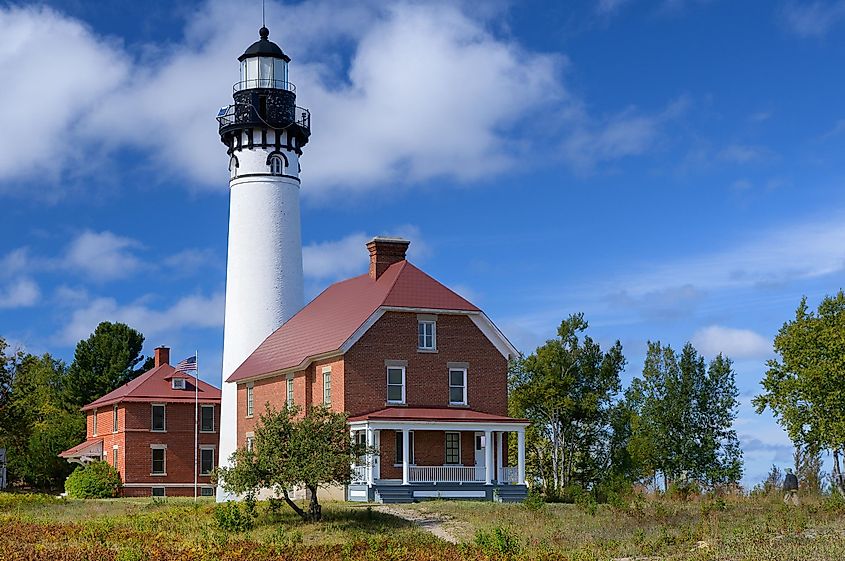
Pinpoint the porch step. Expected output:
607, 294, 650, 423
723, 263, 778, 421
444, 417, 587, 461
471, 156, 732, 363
374, 486, 414, 504
494, 485, 528, 503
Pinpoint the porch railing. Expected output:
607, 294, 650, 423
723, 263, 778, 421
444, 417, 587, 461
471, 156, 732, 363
409, 466, 484, 483
351, 465, 367, 484
500, 466, 519, 484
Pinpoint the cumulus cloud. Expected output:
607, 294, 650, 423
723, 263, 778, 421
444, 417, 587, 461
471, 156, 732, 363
63, 230, 143, 281
0, 278, 40, 309
56, 292, 224, 345
718, 144, 773, 164
781, 1, 845, 37
691, 325, 771, 360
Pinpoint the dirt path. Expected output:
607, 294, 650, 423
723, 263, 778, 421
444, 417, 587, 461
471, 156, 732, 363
373, 504, 461, 543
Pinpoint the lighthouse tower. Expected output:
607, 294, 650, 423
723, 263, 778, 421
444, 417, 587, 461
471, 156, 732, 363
216, 27, 310, 498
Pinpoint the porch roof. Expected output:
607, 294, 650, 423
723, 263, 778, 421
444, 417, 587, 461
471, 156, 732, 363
59, 438, 103, 459
348, 407, 528, 425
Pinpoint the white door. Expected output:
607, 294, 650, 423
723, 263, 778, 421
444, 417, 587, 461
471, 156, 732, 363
474, 432, 485, 481
372, 431, 380, 481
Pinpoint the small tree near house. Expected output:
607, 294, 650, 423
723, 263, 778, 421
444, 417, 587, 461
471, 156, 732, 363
216, 404, 365, 522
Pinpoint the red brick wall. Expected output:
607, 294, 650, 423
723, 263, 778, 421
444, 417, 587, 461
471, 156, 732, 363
344, 312, 508, 416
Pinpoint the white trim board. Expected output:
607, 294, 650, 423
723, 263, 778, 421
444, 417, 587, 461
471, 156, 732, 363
413, 490, 487, 498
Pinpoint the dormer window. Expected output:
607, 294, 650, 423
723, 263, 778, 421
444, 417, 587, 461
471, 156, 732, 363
269, 154, 284, 175
418, 319, 436, 351
172, 378, 186, 390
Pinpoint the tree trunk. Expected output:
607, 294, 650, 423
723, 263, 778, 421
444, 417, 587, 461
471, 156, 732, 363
281, 488, 308, 521
307, 484, 322, 522
834, 448, 845, 497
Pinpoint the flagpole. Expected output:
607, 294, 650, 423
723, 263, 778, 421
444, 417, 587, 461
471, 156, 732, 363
194, 350, 198, 502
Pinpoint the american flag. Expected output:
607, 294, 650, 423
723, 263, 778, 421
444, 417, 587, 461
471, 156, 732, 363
174, 355, 197, 373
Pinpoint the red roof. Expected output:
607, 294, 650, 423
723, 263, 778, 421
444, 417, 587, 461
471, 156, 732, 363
82, 363, 221, 411
59, 438, 103, 459
348, 407, 528, 424
227, 260, 479, 382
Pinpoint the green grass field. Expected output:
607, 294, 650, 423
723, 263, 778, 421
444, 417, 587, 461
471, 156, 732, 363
1, 492, 843, 560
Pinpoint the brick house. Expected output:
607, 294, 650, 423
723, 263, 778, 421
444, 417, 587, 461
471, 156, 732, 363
227, 238, 529, 503
60, 347, 221, 497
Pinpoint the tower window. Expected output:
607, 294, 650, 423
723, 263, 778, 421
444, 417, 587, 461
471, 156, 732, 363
229, 155, 239, 179
269, 155, 284, 175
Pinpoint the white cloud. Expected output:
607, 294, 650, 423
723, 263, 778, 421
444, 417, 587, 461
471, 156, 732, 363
597, 0, 632, 14
0, 248, 30, 277
57, 292, 224, 345
781, 1, 845, 37
0, 278, 40, 309
718, 144, 773, 164
63, 230, 143, 281
691, 325, 771, 360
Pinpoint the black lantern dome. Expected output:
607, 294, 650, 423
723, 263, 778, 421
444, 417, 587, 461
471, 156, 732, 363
239, 27, 291, 62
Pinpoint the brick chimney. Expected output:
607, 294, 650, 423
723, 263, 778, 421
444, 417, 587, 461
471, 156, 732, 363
154, 346, 170, 367
367, 237, 410, 280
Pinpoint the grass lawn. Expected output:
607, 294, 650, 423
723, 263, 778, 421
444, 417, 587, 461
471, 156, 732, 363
1, 492, 844, 560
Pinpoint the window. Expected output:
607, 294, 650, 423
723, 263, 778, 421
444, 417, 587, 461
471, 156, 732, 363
151, 448, 166, 475
113, 446, 119, 468
200, 448, 215, 475
246, 436, 254, 452
112, 405, 118, 433
387, 366, 405, 404
246, 384, 254, 417
92, 409, 98, 436
151, 404, 166, 431
269, 155, 284, 175
445, 432, 461, 465
201, 487, 215, 497
151, 487, 165, 497
418, 320, 436, 350
394, 431, 415, 465
172, 378, 186, 390
200, 405, 215, 432
449, 368, 467, 405
229, 155, 238, 179
286, 375, 294, 407
323, 368, 331, 405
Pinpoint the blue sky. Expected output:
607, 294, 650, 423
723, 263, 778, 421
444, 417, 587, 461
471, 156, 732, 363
2, 0, 845, 486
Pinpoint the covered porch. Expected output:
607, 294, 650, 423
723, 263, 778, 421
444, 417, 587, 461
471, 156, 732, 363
347, 407, 528, 503
59, 438, 103, 465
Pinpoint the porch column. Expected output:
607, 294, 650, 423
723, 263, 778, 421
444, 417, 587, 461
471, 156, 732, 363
365, 427, 374, 486
517, 428, 526, 486
401, 429, 410, 485
484, 429, 493, 485
496, 432, 503, 483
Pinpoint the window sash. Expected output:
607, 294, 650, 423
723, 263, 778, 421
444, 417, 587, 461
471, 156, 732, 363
200, 449, 214, 475
200, 406, 214, 432
151, 405, 166, 431
323, 372, 331, 405
151, 449, 165, 474
286, 377, 294, 406
394, 431, 415, 465
448, 369, 467, 405
113, 447, 118, 468
92, 409, 98, 436
418, 321, 435, 349
387, 367, 405, 403
246, 436, 254, 452
113, 405, 118, 432
246, 385, 254, 417
445, 432, 460, 464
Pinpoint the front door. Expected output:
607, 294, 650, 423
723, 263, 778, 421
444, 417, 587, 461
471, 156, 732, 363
474, 432, 485, 481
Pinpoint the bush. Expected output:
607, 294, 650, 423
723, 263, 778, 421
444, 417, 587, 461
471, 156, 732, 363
213, 501, 255, 532
64, 461, 121, 499
474, 526, 522, 557
523, 490, 546, 511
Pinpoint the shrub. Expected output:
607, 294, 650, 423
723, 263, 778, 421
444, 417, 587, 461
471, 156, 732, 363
213, 500, 254, 532
474, 526, 522, 557
667, 479, 701, 501
64, 461, 121, 499
523, 490, 546, 511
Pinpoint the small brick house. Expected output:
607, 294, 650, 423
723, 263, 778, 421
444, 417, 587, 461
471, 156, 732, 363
60, 348, 221, 497
227, 238, 529, 503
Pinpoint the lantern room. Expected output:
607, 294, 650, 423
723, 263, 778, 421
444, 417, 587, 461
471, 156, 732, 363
236, 26, 291, 91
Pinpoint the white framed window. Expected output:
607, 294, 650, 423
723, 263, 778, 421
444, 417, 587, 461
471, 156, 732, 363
152, 487, 165, 497
449, 368, 467, 405
92, 409, 98, 436
151, 447, 166, 475
286, 375, 294, 407
394, 431, 415, 465
201, 487, 215, 497
246, 383, 254, 417
387, 366, 405, 404
269, 154, 284, 175
200, 447, 215, 475
323, 367, 331, 405
445, 432, 461, 465
151, 404, 166, 432
112, 446, 119, 468
172, 378, 186, 390
245, 433, 254, 452
418, 320, 436, 350
229, 155, 239, 179
200, 405, 215, 432
112, 405, 118, 433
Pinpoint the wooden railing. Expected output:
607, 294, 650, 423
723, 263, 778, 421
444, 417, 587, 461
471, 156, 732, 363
500, 466, 518, 484
409, 466, 485, 483
351, 465, 367, 484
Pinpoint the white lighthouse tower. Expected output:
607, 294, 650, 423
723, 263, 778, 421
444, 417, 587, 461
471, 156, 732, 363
215, 26, 310, 499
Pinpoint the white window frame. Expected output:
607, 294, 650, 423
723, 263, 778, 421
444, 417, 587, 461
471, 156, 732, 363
200, 404, 215, 433
418, 320, 436, 351
92, 408, 98, 436
449, 368, 468, 406
386, 366, 406, 404
199, 446, 215, 476
245, 433, 254, 452
172, 378, 186, 390
322, 367, 331, 405
151, 487, 166, 497
150, 445, 167, 475
286, 375, 294, 407
269, 155, 284, 175
394, 430, 415, 466
112, 445, 119, 468
245, 383, 254, 418
445, 432, 461, 465
112, 404, 118, 433
151, 404, 166, 432
201, 487, 215, 497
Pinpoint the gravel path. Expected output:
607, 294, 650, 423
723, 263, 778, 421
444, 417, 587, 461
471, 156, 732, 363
373, 504, 460, 543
